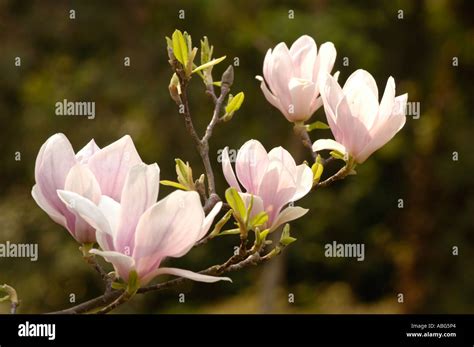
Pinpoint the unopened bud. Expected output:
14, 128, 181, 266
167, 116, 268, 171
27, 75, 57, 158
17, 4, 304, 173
168, 73, 182, 104
221, 65, 234, 87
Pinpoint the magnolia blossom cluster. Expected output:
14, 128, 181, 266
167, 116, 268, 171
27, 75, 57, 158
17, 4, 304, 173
32, 33, 408, 292
258, 35, 408, 164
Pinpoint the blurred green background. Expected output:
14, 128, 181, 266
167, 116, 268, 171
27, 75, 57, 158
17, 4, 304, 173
0, 0, 473, 313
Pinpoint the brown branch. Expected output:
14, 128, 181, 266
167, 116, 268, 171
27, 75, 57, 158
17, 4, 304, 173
293, 123, 316, 161
174, 63, 230, 198
49, 243, 270, 314
314, 162, 354, 189
48, 290, 122, 314
96, 291, 130, 314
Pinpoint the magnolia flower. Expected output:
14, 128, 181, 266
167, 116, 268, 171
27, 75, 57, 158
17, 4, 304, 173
32, 133, 142, 243
312, 69, 408, 164
222, 140, 313, 231
57, 163, 229, 285
256, 35, 337, 123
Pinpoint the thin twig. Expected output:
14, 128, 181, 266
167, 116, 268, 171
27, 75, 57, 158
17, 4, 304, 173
47, 290, 122, 314
293, 124, 316, 161
96, 291, 130, 314
49, 244, 269, 314
315, 163, 353, 189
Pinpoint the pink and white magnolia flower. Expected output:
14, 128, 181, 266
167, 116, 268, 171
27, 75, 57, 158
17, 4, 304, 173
222, 140, 313, 231
32, 133, 142, 243
57, 163, 229, 285
256, 35, 337, 123
313, 69, 408, 164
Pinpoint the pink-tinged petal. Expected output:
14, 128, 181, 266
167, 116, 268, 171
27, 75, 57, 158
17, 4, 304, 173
133, 190, 204, 275
288, 78, 317, 121
236, 140, 269, 194
289, 35, 317, 80
32, 185, 67, 229
392, 93, 408, 117
270, 206, 309, 231
115, 163, 160, 253
89, 249, 135, 282
141, 267, 232, 286
87, 135, 142, 201
96, 195, 121, 251
342, 79, 379, 132
356, 104, 407, 164
57, 190, 112, 236
320, 73, 344, 141
34, 133, 77, 231
269, 42, 294, 107
292, 164, 313, 201
309, 96, 324, 115
377, 77, 396, 125
312, 139, 347, 155
221, 147, 241, 191
199, 202, 223, 240
262, 48, 274, 89
257, 162, 296, 224
257, 76, 286, 117
335, 95, 371, 157
314, 42, 336, 84
268, 146, 297, 174
64, 164, 101, 204
238, 192, 265, 220
343, 69, 379, 100
75, 139, 100, 164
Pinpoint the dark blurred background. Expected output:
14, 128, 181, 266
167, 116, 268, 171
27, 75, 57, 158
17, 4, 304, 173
0, 0, 473, 313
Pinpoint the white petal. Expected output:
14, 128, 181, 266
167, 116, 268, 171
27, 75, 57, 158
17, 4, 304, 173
89, 249, 135, 281
115, 163, 160, 253
320, 73, 343, 141
64, 163, 101, 204
87, 135, 142, 201
75, 139, 100, 164
343, 69, 378, 100
133, 190, 204, 261
312, 139, 347, 156
268, 146, 297, 174
199, 201, 223, 240
221, 147, 241, 191
289, 35, 317, 80
377, 76, 396, 124
57, 190, 112, 236
236, 140, 269, 194
292, 164, 313, 201
314, 42, 336, 84
32, 185, 67, 228
97, 195, 121, 250
270, 206, 309, 231
288, 78, 317, 121
142, 267, 232, 286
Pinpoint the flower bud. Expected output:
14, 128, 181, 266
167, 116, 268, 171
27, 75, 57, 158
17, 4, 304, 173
168, 73, 182, 104
221, 65, 234, 88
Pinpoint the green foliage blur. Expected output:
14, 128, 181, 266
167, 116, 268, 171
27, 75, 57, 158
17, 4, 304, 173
0, 0, 473, 313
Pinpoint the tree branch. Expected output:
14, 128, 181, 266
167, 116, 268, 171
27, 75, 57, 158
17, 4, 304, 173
314, 162, 354, 189
48, 244, 271, 314
293, 123, 316, 161
175, 67, 230, 198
